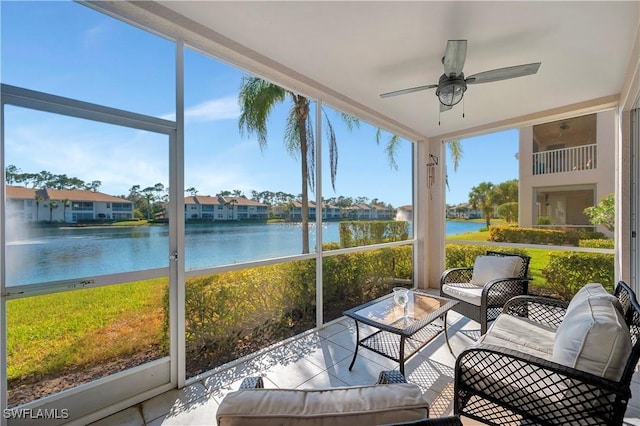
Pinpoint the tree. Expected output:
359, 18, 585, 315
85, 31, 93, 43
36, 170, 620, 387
584, 193, 614, 232
493, 179, 519, 205
46, 200, 59, 222
239, 76, 379, 253
141, 186, 157, 220
61, 198, 70, 223
469, 182, 496, 228
497, 202, 518, 223
34, 194, 45, 221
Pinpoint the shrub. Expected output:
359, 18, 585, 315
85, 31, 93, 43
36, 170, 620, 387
489, 226, 605, 246
445, 243, 529, 269
542, 252, 614, 300
490, 226, 566, 245
322, 246, 413, 321
339, 221, 409, 248
170, 245, 413, 376
536, 216, 552, 225
578, 239, 614, 249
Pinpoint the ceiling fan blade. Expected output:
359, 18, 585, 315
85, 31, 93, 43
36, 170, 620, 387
380, 84, 438, 98
466, 62, 541, 85
443, 40, 467, 77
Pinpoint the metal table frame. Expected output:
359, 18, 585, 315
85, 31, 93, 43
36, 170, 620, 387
344, 290, 458, 375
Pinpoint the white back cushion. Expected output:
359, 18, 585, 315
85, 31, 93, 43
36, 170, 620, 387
470, 255, 523, 286
566, 283, 621, 317
553, 295, 632, 381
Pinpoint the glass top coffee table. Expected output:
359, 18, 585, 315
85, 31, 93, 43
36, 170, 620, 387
343, 289, 458, 375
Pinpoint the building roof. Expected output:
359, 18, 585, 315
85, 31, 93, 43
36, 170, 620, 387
6, 185, 37, 199
6, 186, 132, 204
44, 188, 131, 204
218, 196, 267, 207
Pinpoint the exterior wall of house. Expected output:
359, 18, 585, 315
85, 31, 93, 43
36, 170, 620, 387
519, 109, 615, 235
6, 187, 135, 223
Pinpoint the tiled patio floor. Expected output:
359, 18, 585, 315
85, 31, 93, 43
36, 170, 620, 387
90, 306, 640, 426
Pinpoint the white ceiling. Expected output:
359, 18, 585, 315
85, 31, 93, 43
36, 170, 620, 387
121, 1, 639, 140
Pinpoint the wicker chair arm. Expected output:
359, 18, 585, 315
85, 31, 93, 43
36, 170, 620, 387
377, 370, 408, 384
238, 376, 264, 389
482, 277, 530, 304
455, 344, 628, 424
440, 267, 474, 285
502, 295, 568, 328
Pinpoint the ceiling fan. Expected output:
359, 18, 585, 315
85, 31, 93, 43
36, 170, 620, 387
380, 40, 541, 112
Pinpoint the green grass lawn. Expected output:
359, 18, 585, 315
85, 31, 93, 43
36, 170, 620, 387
6, 278, 167, 381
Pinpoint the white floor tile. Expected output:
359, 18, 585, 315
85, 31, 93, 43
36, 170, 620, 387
261, 356, 326, 389
146, 396, 219, 426
297, 371, 350, 389
88, 406, 144, 426
141, 382, 208, 424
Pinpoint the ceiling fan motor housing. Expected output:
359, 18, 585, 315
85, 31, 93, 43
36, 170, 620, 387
436, 73, 467, 106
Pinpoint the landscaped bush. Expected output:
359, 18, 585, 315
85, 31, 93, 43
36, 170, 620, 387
339, 220, 409, 248
489, 225, 605, 246
178, 261, 316, 376
173, 244, 413, 376
444, 243, 529, 269
542, 252, 614, 300
578, 239, 615, 249
323, 246, 413, 322
490, 226, 566, 245
536, 215, 553, 225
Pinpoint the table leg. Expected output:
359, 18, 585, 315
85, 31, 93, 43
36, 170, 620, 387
443, 311, 454, 355
348, 320, 360, 371
399, 335, 406, 375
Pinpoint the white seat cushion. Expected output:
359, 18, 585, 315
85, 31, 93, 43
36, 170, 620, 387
216, 383, 429, 426
442, 282, 483, 306
553, 294, 632, 381
470, 255, 523, 286
479, 314, 556, 359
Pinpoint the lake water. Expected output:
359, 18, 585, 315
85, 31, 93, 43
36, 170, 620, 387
5, 221, 485, 286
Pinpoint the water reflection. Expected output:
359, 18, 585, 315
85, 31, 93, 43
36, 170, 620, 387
5, 220, 476, 287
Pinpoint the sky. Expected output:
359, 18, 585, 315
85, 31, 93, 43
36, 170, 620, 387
1, 1, 519, 208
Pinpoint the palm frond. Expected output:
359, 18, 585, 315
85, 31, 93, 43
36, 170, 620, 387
447, 139, 463, 172
324, 112, 338, 190
385, 134, 400, 170
284, 104, 301, 157
340, 112, 360, 131
306, 116, 315, 192
238, 76, 286, 150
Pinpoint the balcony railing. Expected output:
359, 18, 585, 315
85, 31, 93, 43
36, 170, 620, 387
533, 143, 597, 175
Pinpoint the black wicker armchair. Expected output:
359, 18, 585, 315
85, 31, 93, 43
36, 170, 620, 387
440, 251, 531, 335
454, 281, 640, 425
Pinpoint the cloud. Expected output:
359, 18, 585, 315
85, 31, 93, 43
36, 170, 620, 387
162, 97, 240, 122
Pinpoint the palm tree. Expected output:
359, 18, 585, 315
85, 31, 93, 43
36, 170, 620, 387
34, 194, 45, 222
239, 76, 396, 253
47, 200, 58, 222
61, 198, 70, 223
469, 182, 496, 228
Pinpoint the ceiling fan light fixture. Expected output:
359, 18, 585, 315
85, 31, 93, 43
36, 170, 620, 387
436, 75, 467, 107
